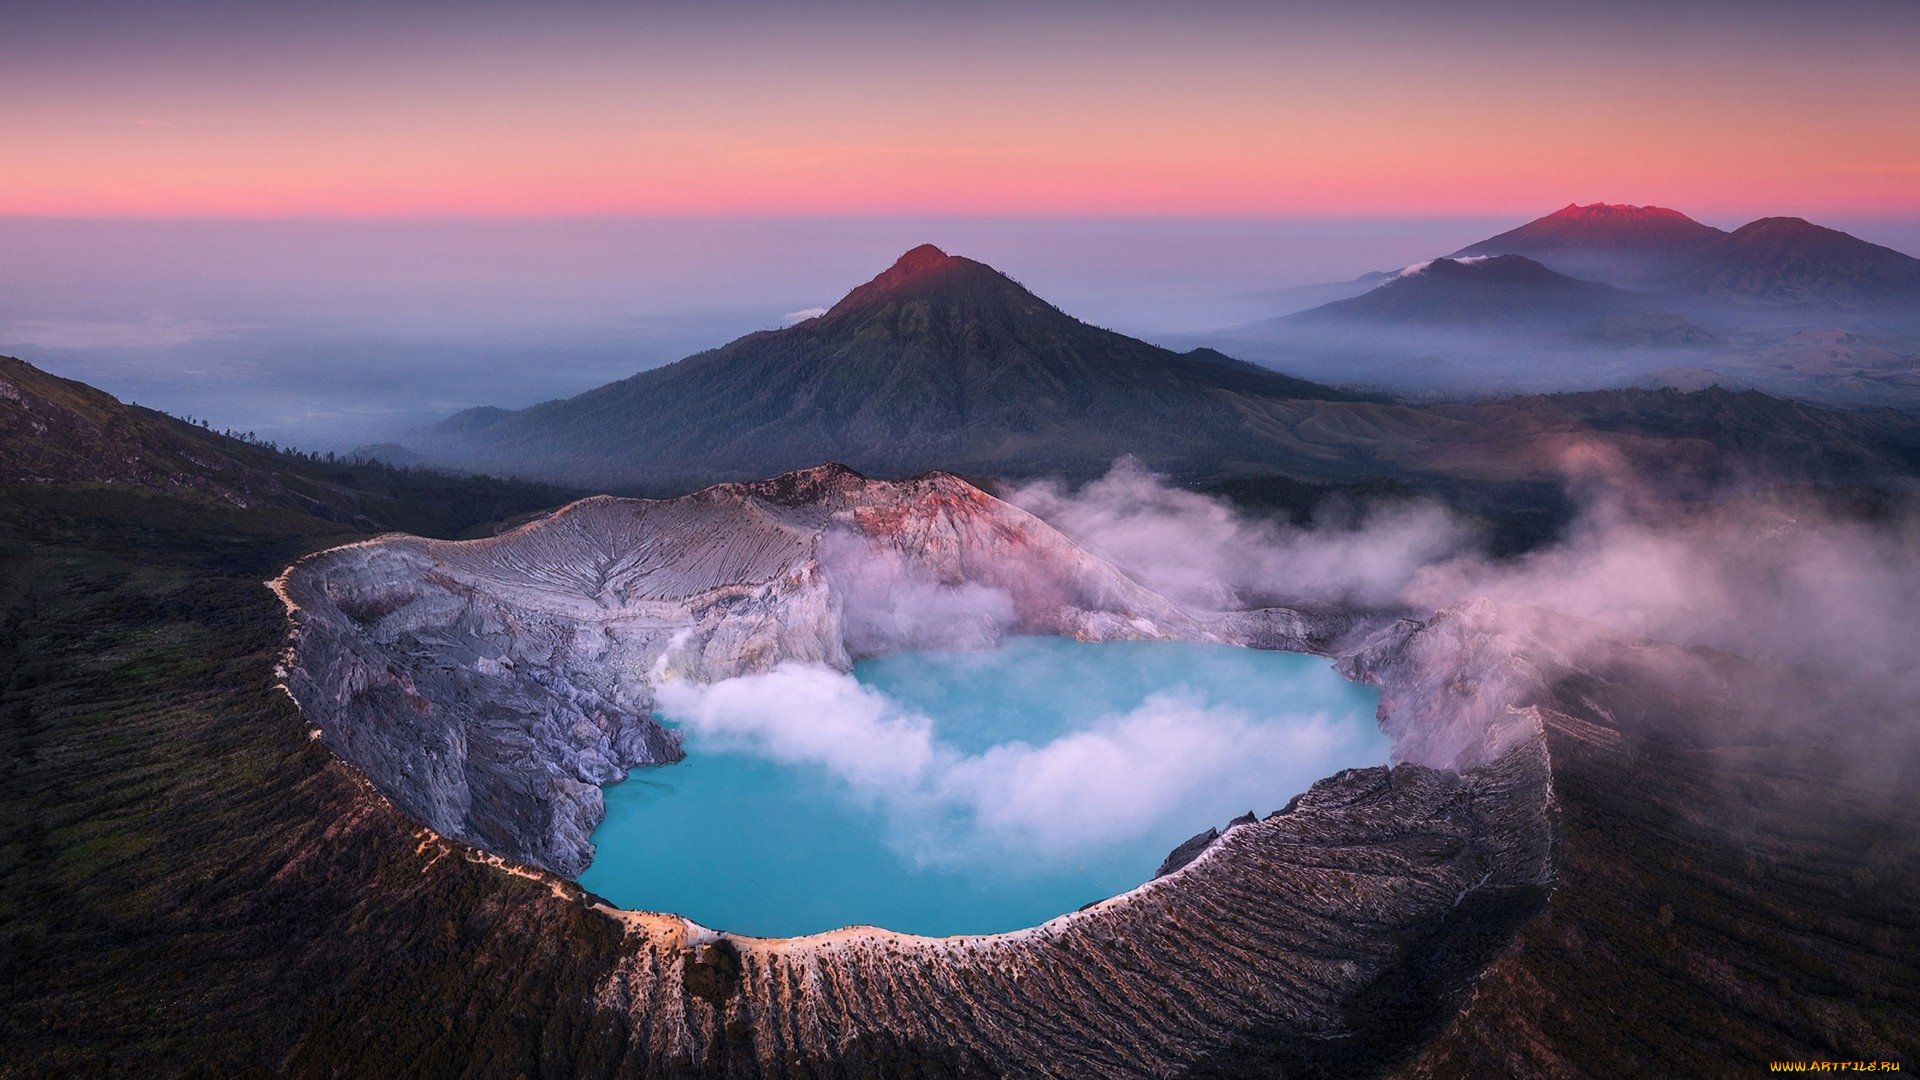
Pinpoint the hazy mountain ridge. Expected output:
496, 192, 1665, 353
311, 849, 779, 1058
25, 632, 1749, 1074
1452, 202, 1920, 309
1450, 202, 1729, 284
403, 248, 1920, 516
1197, 203, 1920, 405
1281, 255, 1714, 348
1693, 216, 1920, 307
1293, 255, 1633, 324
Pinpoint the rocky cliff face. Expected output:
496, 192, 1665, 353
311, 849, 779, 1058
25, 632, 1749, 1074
277, 464, 1677, 1076
276, 465, 1230, 876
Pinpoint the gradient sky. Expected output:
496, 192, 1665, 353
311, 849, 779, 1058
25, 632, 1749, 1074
4, 0, 1918, 219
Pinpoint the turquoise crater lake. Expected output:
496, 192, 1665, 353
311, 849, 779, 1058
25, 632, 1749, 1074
578, 637, 1387, 938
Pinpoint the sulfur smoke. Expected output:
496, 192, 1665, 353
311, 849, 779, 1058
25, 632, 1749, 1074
657, 457, 1918, 870
1010, 461, 1917, 688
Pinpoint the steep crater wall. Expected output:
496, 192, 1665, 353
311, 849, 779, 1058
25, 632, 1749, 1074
277, 463, 1578, 1076
277, 465, 1232, 876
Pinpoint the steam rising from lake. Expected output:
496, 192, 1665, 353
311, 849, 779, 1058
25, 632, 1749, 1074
654, 652, 1369, 863
1024, 460, 1920, 701
1008, 460, 1465, 608
585, 640, 1386, 935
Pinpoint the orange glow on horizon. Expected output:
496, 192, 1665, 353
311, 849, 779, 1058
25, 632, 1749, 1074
3, 6, 1916, 220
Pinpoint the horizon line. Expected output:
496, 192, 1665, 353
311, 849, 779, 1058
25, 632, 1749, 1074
9, 208, 1920, 225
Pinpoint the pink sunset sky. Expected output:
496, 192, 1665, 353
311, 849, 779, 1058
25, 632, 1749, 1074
3, 0, 1918, 220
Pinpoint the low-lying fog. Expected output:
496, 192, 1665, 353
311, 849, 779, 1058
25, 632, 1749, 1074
0, 214, 1566, 447
8, 216, 1918, 447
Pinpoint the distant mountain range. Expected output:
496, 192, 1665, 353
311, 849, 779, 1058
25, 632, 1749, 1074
1690, 216, 1920, 307
1450, 202, 1726, 286
1453, 203, 1920, 309
1295, 255, 1629, 326
386, 247, 1920, 542
1194, 203, 1920, 404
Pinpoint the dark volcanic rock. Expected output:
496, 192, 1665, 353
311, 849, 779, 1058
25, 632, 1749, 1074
1154, 827, 1220, 878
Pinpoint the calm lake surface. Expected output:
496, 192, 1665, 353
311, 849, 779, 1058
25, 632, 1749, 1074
578, 637, 1386, 938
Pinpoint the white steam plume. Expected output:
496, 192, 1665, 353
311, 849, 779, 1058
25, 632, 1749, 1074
1006, 458, 1465, 609
1010, 459, 1920, 695
653, 663, 1373, 866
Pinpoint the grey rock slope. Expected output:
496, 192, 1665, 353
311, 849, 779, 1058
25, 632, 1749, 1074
276, 464, 1218, 876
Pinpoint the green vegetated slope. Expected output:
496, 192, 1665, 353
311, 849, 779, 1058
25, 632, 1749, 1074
0, 354, 576, 537
0, 482, 660, 1076
0, 358, 637, 1075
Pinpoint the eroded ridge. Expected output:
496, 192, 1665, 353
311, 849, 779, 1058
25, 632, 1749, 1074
601, 739, 1552, 1077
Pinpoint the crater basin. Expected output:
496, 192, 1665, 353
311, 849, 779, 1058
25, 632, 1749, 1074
578, 637, 1386, 938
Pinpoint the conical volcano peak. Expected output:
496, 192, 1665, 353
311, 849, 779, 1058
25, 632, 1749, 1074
859, 243, 967, 292
893, 243, 953, 271
823, 243, 1038, 319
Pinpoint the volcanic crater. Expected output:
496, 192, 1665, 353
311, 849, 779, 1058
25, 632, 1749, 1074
272, 462, 1639, 1075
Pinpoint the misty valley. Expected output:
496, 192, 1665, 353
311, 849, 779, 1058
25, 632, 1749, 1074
578, 638, 1386, 938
